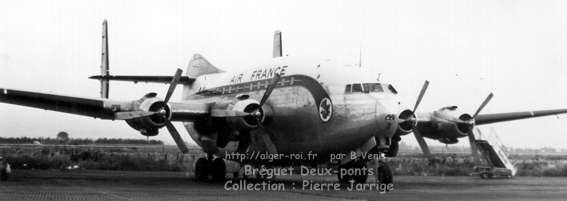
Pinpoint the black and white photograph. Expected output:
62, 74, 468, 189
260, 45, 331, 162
1, 0, 567, 200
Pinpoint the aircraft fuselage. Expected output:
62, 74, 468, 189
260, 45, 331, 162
181, 57, 403, 163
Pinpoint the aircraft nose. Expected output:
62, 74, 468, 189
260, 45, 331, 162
374, 98, 400, 138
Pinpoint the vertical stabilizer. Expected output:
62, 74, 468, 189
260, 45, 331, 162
186, 54, 224, 78
272, 30, 282, 58
100, 19, 110, 98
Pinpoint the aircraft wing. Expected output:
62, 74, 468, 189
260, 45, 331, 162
0, 87, 240, 121
475, 108, 567, 125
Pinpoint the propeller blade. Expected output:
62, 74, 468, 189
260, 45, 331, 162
164, 68, 183, 104
413, 80, 429, 112
259, 73, 282, 106
413, 130, 431, 157
467, 131, 480, 161
165, 121, 189, 154
114, 111, 156, 120
473, 93, 494, 118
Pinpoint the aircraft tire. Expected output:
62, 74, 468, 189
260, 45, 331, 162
211, 158, 226, 181
377, 161, 393, 186
0, 170, 7, 181
195, 157, 210, 181
0, 163, 9, 181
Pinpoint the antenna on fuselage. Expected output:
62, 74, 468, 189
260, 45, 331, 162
273, 30, 282, 58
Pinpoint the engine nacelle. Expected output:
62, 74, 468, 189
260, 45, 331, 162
225, 99, 264, 130
125, 96, 172, 136
427, 113, 473, 139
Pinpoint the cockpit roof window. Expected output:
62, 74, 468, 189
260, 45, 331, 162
388, 84, 398, 94
344, 84, 352, 93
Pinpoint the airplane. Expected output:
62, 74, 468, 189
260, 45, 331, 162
2, 20, 567, 186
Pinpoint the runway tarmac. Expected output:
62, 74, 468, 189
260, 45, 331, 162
1, 170, 566, 201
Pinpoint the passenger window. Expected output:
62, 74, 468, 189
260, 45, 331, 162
344, 84, 352, 93
352, 84, 363, 92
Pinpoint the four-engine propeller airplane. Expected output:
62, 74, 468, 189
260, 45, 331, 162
1, 20, 567, 185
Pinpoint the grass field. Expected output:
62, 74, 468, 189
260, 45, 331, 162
1, 144, 567, 176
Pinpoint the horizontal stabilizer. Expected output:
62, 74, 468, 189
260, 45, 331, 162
89, 75, 195, 84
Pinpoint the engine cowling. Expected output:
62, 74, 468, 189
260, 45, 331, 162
397, 109, 417, 135
456, 113, 475, 134
125, 96, 172, 136
225, 99, 264, 130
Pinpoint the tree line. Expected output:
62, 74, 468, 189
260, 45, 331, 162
0, 137, 163, 145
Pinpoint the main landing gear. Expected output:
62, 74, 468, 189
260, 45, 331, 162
194, 155, 226, 182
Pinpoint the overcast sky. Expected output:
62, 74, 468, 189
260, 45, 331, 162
1, 0, 567, 149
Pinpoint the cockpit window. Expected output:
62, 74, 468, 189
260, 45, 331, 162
362, 83, 369, 93
388, 84, 398, 94
368, 83, 384, 93
346, 83, 395, 94
352, 84, 363, 92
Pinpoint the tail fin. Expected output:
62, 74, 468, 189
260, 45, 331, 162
186, 54, 224, 78
272, 30, 282, 58
100, 19, 110, 98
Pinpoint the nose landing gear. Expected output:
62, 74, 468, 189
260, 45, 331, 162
375, 153, 393, 187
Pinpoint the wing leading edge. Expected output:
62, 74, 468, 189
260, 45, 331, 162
475, 108, 567, 125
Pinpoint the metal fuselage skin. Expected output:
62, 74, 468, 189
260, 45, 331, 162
181, 57, 403, 163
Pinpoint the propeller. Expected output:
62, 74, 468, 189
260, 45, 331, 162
400, 80, 430, 157
247, 74, 282, 154
453, 93, 493, 159
162, 69, 189, 153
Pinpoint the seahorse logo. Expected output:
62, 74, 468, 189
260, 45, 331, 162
319, 97, 333, 122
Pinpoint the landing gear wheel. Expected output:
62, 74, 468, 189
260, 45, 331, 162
377, 161, 393, 187
0, 168, 8, 181
211, 158, 226, 181
194, 157, 210, 181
